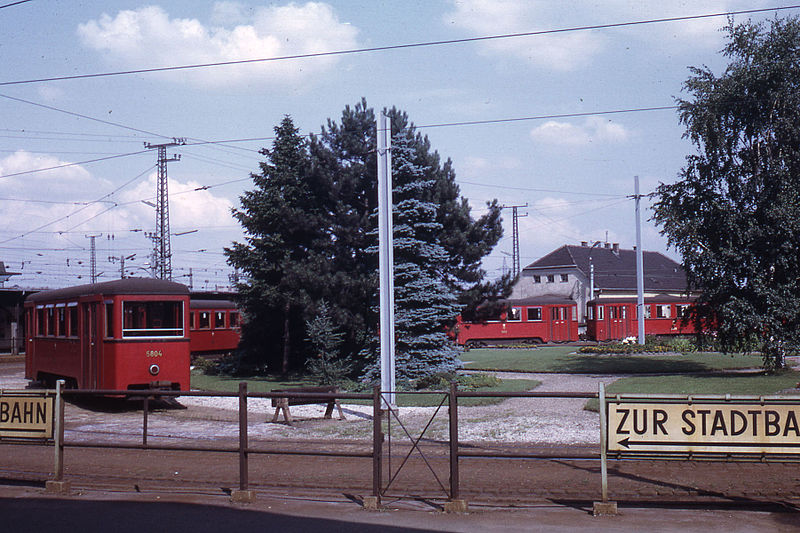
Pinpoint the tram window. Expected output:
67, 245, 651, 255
122, 301, 184, 337
526, 307, 542, 321
230, 312, 240, 328
47, 308, 55, 336
676, 304, 690, 318
587, 306, 594, 320
636, 305, 652, 319
37, 308, 44, 335
69, 306, 78, 337
189, 311, 195, 330
215, 311, 226, 329
57, 307, 66, 336
508, 308, 521, 322
105, 303, 114, 338
550, 307, 558, 320
656, 305, 671, 318
597, 306, 604, 320
609, 306, 617, 320
198, 311, 210, 329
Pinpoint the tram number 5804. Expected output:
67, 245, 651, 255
145, 350, 163, 358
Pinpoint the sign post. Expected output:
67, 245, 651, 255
599, 391, 800, 513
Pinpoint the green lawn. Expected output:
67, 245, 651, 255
191, 371, 540, 407
584, 370, 800, 411
462, 346, 766, 374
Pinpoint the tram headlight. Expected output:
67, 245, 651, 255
149, 364, 160, 376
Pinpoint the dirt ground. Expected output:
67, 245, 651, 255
3, 356, 800, 531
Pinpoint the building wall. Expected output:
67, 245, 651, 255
510, 267, 590, 324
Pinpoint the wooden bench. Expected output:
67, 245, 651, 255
270, 385, 346, 425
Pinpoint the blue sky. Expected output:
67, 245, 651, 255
0, 1, 795, 290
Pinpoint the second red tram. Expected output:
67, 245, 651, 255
25, 278, 191, 391
452, 297, 579, 346
188, 299, 241, 355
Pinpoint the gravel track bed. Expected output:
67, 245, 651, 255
0, 363, 613, 445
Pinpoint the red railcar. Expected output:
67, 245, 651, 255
452, 297, 579, 346
24, 278, 190, 391
586, 295, 698, 341
188, 299, 241, 355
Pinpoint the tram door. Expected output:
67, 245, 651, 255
607, 305, 628, 340
549, 306, 571, 341
81, 303, 100, 389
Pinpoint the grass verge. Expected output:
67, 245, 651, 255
463, 346, 766, 374
585, 369, 800, 411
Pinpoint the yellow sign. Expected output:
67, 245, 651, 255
0, 393, 54, 440
608, 401, 800, 455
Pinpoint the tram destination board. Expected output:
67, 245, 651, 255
607, 399, 800, 455
0, 392, 54, 440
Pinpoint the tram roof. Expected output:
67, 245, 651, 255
26, 278, 189, 303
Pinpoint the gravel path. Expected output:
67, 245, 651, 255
0, 361, 613, 445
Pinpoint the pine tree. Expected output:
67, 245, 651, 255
225, 116, 331, 373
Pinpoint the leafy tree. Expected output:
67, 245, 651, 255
225, 116, 331, 374
653, 17, 800, 370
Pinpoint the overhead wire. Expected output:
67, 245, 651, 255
1, 5, 798, 86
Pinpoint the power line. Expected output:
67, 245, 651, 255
2, 5, 797, 86
0, 93, 169, 139
457, 179, 626, 197
0, 164, 155, 243
0, 0, 33, 9
0, 150, 149, 179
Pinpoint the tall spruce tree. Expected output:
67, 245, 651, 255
387, 131, 462, 379
309, 101, 503, 377
227, 102, 504, 379
225, 116, 331, 373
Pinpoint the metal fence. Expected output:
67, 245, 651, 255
5, 382, 799, 507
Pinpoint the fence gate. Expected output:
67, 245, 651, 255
377, 390, 454, 501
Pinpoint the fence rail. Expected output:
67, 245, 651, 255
4, 381, 799, 508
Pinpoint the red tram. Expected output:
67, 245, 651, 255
188, 299, 241, 355
452, 297, 579, 346
586, 296, 698, 341
24, 278, 190, 391
452, 295, 698, 345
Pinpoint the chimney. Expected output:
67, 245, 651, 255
581, 241, 588, 247
604, 242, 611, 249
612, 242, 619, 254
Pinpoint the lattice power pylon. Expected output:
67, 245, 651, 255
501, 204, 527, 278
144, 138, 184, 280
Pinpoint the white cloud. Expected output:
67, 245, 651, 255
461, 155, 521, 175
444, 0, 746, 70
444, 0, 605, 71
77, 3, 359, 87
530, 116, 629, 146
121, 173, 235, 231
0, 151, 234, 248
